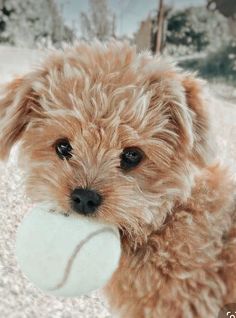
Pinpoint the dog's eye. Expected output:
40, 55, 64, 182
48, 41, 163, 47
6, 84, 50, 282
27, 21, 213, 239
120, 147, 144, 170
55, 138, 73, 160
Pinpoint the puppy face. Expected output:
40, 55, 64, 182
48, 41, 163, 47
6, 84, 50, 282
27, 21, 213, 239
0, 42, 211, 243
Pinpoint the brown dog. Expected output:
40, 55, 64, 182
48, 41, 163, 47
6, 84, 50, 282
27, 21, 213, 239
0, 41, 235, 318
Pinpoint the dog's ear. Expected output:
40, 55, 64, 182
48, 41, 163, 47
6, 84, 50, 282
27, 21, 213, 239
147, 68, 212, 168
0, 75, 40, 160
181, 74, 212, 166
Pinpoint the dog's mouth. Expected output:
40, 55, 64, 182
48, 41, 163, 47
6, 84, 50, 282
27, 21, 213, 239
118, 228, 124, 238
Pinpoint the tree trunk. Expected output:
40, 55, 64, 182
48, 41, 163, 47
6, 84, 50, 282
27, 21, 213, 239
156, 0, 164, 54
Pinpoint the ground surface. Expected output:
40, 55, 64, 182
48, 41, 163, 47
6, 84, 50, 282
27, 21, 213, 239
0, 46, 235, 318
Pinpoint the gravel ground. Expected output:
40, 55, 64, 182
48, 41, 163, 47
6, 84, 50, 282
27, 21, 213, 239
0, 47, 236, 318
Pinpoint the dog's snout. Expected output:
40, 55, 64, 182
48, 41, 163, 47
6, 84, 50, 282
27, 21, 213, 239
71, 188, 102, 215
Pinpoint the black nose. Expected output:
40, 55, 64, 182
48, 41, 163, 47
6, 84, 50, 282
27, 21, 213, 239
71, 188, 102, 215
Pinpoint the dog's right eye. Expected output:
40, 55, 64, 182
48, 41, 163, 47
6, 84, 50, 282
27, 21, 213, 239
55, 138, 73, 160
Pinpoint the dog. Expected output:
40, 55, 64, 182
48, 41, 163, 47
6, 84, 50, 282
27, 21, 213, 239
0, 41, 236, 318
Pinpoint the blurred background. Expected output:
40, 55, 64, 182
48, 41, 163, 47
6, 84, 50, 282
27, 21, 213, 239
0, 1, 235, 318
0, 0, 235, 83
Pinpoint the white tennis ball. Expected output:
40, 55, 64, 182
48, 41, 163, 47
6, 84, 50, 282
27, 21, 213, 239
15, 204, 121, 297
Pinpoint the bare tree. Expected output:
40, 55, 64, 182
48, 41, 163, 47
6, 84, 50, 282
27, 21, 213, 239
156, 0, 164, 53
81, 0, 116, 41
151, 0, 170, 54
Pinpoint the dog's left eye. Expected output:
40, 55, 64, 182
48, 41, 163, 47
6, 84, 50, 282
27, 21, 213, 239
120, 147, 144, 170
55, 138, 73, 160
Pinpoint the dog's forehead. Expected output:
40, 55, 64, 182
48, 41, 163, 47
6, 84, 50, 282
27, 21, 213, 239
30, 43, 184, 148
35, 60, 153, 136
34, 42, 178, 115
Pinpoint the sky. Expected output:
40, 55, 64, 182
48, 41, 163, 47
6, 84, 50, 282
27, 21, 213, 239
59, 0, 206, 37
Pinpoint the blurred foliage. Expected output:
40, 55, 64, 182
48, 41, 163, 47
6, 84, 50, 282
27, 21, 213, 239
207, 0, 236, 18
164, 6, 230, 56
0, 0, 74, 48
80, 0, 116, 41
179, 41, 236, 83
166, 10, 209, 52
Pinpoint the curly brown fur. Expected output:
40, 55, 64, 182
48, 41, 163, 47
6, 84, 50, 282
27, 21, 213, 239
0, 41, 235, 318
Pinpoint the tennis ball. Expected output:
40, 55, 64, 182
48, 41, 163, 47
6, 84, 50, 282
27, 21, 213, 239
15, 204, 121, 297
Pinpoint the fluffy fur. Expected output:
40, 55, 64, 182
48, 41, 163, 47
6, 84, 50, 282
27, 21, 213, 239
0, 41, 235, 318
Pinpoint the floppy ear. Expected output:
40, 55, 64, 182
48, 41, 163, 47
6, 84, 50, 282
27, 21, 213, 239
0, 76, 38, 160
182, 74, 212, 166
146, 66, 212, 169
